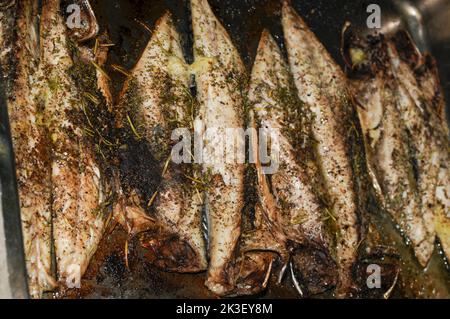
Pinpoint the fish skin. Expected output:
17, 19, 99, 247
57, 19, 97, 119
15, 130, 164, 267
282, 2, 360, 293
346, 35, 434, 267
40, 0, 106, 287
116, 12, 207, 273
248, 30, 338, 295
387, 42, 440, 263
5, 0, 56, 298
410, 53, 449, 263
390, 32, 450, 261
232, 203, 282, 296
421, 62, 450, 261
191, 0, 246, 295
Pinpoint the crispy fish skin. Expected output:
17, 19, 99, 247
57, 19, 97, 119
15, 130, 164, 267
191, 0, 246, 295
346, 35, 434, 266
390, 32, 450, 261
248, 30, 338, 295
282, 2, 360, 292
40, 0, 106, 287
116, 13, 207, 272
0, 1, 15, 81
387, 42, 440, 261
6, 0, 56, 298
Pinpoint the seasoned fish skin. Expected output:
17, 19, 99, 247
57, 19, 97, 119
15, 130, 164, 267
40, 0, 106, 287
346, 35, 434, 266
191, 0, 246, 295
416, 62, 449, 262
390, 32, 450, 261
5, 0, 56, 298
248, 30, 338, 296
116, 12, 207, 273
282, 2, 360, 293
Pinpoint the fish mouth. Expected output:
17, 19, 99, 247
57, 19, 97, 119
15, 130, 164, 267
138, 232, 205, 273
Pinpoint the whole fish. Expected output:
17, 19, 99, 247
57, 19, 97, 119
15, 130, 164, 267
387, 40, 440, 264
115, 12, 207, 273
344, 33, 434, 266
248, 30, 338, 296
282, 1, 360, 293
40, 0, 107, 288
191, 0, 246, 295
5, 0, 56, 298
390, 31, 450, 262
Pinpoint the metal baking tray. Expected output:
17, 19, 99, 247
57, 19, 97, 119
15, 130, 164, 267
1, 0, 449, 299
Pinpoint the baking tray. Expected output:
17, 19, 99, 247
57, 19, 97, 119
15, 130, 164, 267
1, 0, 449, 299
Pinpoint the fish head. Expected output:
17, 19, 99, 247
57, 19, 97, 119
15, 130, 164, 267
225, 252, 275, 297
289, 244, 339, 296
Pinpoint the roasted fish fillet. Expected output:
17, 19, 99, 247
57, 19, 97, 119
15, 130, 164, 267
387, 41, 439, 261
344, 34, 434, 266
191, 0, 246, 295
282, 2, 360, 293
40, 0, 107, 287
389, 31, 450, 262
248, 30, 338, 296
115, 12, 207, 272
5, 0, 56, 298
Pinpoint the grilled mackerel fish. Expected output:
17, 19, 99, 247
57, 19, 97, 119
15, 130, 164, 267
344, 34, 434, 266
4, 0, 56, 297
115, 12, 207, 272
248, 30, 338, 296
40, 0, 108, 287
191, 0, 246, 295
390, 31, 450, 261
282, 2, 360, 293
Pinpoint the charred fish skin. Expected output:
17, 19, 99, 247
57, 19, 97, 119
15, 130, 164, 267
116, 12, 207, 273
249, 30, 338, 295
281, 2, 360, 293
387, 41, 440, 259
40, 0, 106, 287
0, 0, 15, 82
5, 0, 56, 298
191, 0, 246, 295
345, 34, 434, 267
224, 205, 280, 297
390, 32, 450, 261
